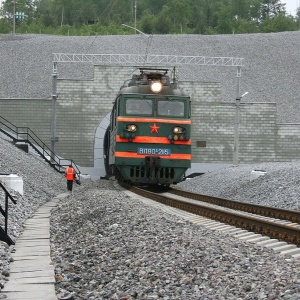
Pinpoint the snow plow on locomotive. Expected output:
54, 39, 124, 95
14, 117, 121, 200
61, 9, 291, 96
103, 67, 191, 185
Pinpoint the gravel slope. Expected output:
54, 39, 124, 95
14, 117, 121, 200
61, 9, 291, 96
177, 162, 300, 211
1, 32, 300, 123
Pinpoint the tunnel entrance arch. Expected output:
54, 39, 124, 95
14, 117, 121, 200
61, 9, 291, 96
94, 112, 111, 178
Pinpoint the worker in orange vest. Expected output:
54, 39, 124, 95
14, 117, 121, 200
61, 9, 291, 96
65, 164, 76, 192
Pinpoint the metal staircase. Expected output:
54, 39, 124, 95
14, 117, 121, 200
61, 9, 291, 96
0, 116, 80, 175
0, 115, 81, 245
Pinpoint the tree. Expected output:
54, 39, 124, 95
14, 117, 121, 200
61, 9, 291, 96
249, 0, 262, 24
0, 18, 11, 33
141, 0, 168, 16
232, 18, 260, 33
261, 13, 296, 32
35, 0, 57, 27
231, 0, 250, 20
2, 0, 36, 32
154, 5, 172, 33
260, 0, 286, 20
168, 0, 191, 33
3, 0, 36, 17
140, 11, 155, 34
217, 3, 234, 34
51, 0, 71, 26
189, 0, 219, 34
1, 0, 300, 35
295, 6, 300, 26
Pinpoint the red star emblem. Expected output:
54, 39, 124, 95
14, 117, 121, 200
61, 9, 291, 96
150, 123, 160, 134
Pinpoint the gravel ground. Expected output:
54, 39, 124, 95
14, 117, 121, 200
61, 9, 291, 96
178, 162, 300, 211
1, 32, 300, 123
0, 138, 300, 299
52, 181, 300, 300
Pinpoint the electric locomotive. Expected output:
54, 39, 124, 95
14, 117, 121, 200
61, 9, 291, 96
103, 67, 191, 185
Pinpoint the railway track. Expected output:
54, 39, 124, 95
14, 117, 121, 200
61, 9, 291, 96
124, 184, 300, 250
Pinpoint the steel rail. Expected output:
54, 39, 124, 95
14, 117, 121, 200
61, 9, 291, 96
169, 188, 300, 223
131, 186, 300, 246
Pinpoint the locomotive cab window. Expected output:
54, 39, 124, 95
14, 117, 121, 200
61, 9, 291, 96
158, 100, 185, 117
125, 98, 153, 115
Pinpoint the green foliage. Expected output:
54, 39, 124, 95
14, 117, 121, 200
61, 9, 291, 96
140, 11, 155, 34
0, 18, 11, 33
260, 0, 286, 20
261, 13, 297, 32
154, 5, 172, 33
217, 3, 234, 34
1, 0, 299, 35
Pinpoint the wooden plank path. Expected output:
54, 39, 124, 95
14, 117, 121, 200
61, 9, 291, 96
2, 193, 69, 300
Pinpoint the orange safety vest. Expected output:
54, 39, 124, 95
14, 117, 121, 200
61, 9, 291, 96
65, 167, 75, 180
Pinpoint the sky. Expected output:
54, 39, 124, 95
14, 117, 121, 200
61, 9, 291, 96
282, 0, 300, 15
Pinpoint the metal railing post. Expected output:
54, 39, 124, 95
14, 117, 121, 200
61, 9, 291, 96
4, 193, 8, 235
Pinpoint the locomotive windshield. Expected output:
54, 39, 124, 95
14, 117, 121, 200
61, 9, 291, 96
126, 98, 153, 115
124, 97, 188, 117
158, 100, 185, 117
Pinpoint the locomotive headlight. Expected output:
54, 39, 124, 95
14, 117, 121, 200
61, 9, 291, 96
125, 124, 137, 132
173, 126, 185, 134
150, 81, 163, 93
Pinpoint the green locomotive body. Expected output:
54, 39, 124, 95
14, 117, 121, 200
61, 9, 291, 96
104, 68, 192, 185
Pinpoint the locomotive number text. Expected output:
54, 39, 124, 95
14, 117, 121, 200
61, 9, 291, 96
137, 148, 171, 156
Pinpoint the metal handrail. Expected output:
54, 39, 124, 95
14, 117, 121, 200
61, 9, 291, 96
0, 181, 17, 245
0, 116, 81, 176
